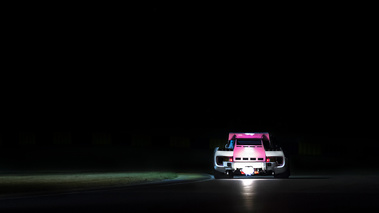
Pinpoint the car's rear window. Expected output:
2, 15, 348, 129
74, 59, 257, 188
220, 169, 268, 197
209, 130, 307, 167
236, 139, 262, 145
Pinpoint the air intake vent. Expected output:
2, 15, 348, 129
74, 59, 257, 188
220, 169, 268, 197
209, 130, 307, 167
258, 158, 263, 160
235, 157, 241, 160
250, 158, 256, 160
243, 158, 248, 160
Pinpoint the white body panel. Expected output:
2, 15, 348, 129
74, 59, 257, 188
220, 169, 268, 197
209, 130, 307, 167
266, 150, 286, 168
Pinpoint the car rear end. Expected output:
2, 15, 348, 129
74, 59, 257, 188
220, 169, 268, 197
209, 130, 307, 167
232, 138, 267, 175
213, 132, 290, 178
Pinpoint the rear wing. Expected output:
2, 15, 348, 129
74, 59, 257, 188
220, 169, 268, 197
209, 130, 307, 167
228, 132, 270, 141
226, 132, 273, 150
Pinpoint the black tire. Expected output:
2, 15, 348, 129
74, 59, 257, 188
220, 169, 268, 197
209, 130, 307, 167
274, 171, 289, 178
214, 171, 233, 179
228, 173, 234, 179
214, 171, 225, 179
274, 159, 290, 178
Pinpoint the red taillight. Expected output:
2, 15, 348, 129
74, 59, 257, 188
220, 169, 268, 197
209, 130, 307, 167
254, 171, 259, 175
229, 157, 233, 162
241, 171, 245, 175
266, 158, 270, 162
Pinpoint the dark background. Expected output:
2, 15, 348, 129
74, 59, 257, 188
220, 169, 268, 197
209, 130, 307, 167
1, 3, 377, 174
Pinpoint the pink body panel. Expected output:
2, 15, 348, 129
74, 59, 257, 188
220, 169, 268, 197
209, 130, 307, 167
231, 133, 268, 162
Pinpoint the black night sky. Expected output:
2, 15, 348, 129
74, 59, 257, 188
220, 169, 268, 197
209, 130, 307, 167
1, 3, 378, 172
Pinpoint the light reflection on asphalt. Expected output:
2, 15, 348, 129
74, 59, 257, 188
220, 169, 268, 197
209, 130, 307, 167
240, 179, 256, 212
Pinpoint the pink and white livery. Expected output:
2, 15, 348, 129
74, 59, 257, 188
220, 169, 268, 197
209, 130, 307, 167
214, 132, 290, 178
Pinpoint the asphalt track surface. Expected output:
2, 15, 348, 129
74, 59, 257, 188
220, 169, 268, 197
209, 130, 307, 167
1, 174, 379, 213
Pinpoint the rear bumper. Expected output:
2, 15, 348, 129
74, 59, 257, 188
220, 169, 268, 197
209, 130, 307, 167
214, 162, 267, 174
233, 162, 266, 170
214, 158, 289, 176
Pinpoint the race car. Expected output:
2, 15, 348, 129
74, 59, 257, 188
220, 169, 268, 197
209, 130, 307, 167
213, 132, 290, 178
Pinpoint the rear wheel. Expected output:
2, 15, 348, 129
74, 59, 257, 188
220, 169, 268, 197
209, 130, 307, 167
214, 171, 225, 179
274, 171, 289, 178
274, 159, 290, 178
227, 171, 234, 179
214, 171, 234, 179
